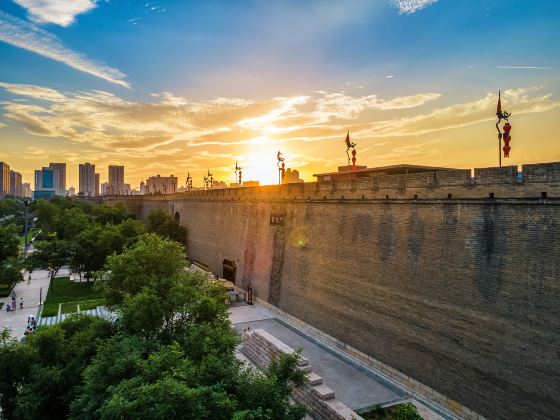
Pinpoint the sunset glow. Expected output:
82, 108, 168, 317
0, 1, 559, 189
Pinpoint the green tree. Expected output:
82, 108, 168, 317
147, 208, 186, 243
0, 329, 33, 419
28, 240, 72, 293
0, 224, 19, 261
92, 204, 129, 225
32, 200, 61, 236
393, 402, 423, 420
117, 218, 148, 246
0, 259, 24, 289
12, 316, 115, 420
53, 207, 91, 241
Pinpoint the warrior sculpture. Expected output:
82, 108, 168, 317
345, 131, 357, 171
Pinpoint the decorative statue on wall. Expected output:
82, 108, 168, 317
235, 161, 242, 185
277, 151, 285, 184
345, 131, 357, 171
496, 90, 512, 166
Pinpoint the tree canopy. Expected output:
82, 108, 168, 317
1, 232, 306, 419
148, 208, 186, 243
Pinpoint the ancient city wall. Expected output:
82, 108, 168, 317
108, 162, 560, 419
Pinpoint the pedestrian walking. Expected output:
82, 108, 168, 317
11, 299, 16, 311
19, 297, 24, 310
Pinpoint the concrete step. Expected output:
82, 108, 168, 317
297, 356, 309, 366
314, 384, 335, 400
297, 364, 312, 373
306, 372, 323, 386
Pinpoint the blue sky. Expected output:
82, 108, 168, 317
0, 0, 559, 187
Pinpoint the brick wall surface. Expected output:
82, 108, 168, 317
523, 162, 560, 182
107, 162, 560, 420
241, 329, 363, 420
474, 166, 518, 184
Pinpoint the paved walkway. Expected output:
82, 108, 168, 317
0, 269, 51, 339
230, 305, 406, 411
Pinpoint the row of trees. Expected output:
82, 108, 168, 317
0, 199, 26, 293
0, 226, 305, 418
27, 197, 186, 291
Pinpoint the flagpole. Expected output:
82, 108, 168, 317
499, 138, 501, 167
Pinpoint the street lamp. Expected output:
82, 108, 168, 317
23, 200, 30, 252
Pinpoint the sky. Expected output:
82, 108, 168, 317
0, 0, 559, 188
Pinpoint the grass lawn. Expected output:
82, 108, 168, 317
18, 228, 40, 246
41, 277, 104, 317
59, 298, 106, 314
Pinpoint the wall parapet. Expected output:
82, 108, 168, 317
473, 166, 518, 184
95, 161, 560, 204
522, 161, 560, 182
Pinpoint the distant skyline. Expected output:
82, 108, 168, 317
1, 0, 559, 187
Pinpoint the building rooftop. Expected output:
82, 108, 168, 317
313, 163, 463, 181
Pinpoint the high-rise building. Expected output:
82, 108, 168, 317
22, 183, 31, 198
95, 173, 100, 196
108, 165, 125, 195
49, 163, 66, 196
139, 181, 146, 195
79, 163, 96, 196
0, 162, 10, 198
101, 182, 109, 196
146, 174, 178, 195
9, 170, 23, 197
33, 167, 55, 199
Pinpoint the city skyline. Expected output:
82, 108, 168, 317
1, 1, 559, 187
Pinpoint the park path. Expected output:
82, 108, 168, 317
0, 269, 52, 339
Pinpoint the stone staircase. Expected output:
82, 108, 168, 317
241, 328, 363, 420
38, 306, 113, 327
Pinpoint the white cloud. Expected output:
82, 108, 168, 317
0, 11, 130, 88
14, 0, 97, 27
391, 0, 438, 14
0, 81, 66, 102
0, 83, 557, 157
498, 66, 555, 70
0, 122, 6, 128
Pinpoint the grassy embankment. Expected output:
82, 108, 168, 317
41, 277, 105, 317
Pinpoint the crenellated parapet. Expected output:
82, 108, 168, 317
101, 161, 560, 203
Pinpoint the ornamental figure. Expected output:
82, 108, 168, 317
495, 90, 512, 164
345, 131, 357, 171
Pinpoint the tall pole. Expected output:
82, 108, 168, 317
499, 137, 502, 168
23, 200, 29, 252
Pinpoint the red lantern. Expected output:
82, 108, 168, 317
502, 122, 512, 157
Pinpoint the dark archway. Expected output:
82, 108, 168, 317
222, 259, 237, 284
174, 211, 180, 222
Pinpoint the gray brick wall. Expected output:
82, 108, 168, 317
107, 161, 560, 420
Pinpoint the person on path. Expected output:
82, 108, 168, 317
11, 290, 16, 300
19, 297, 24, 310
11, 299, 16, 311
